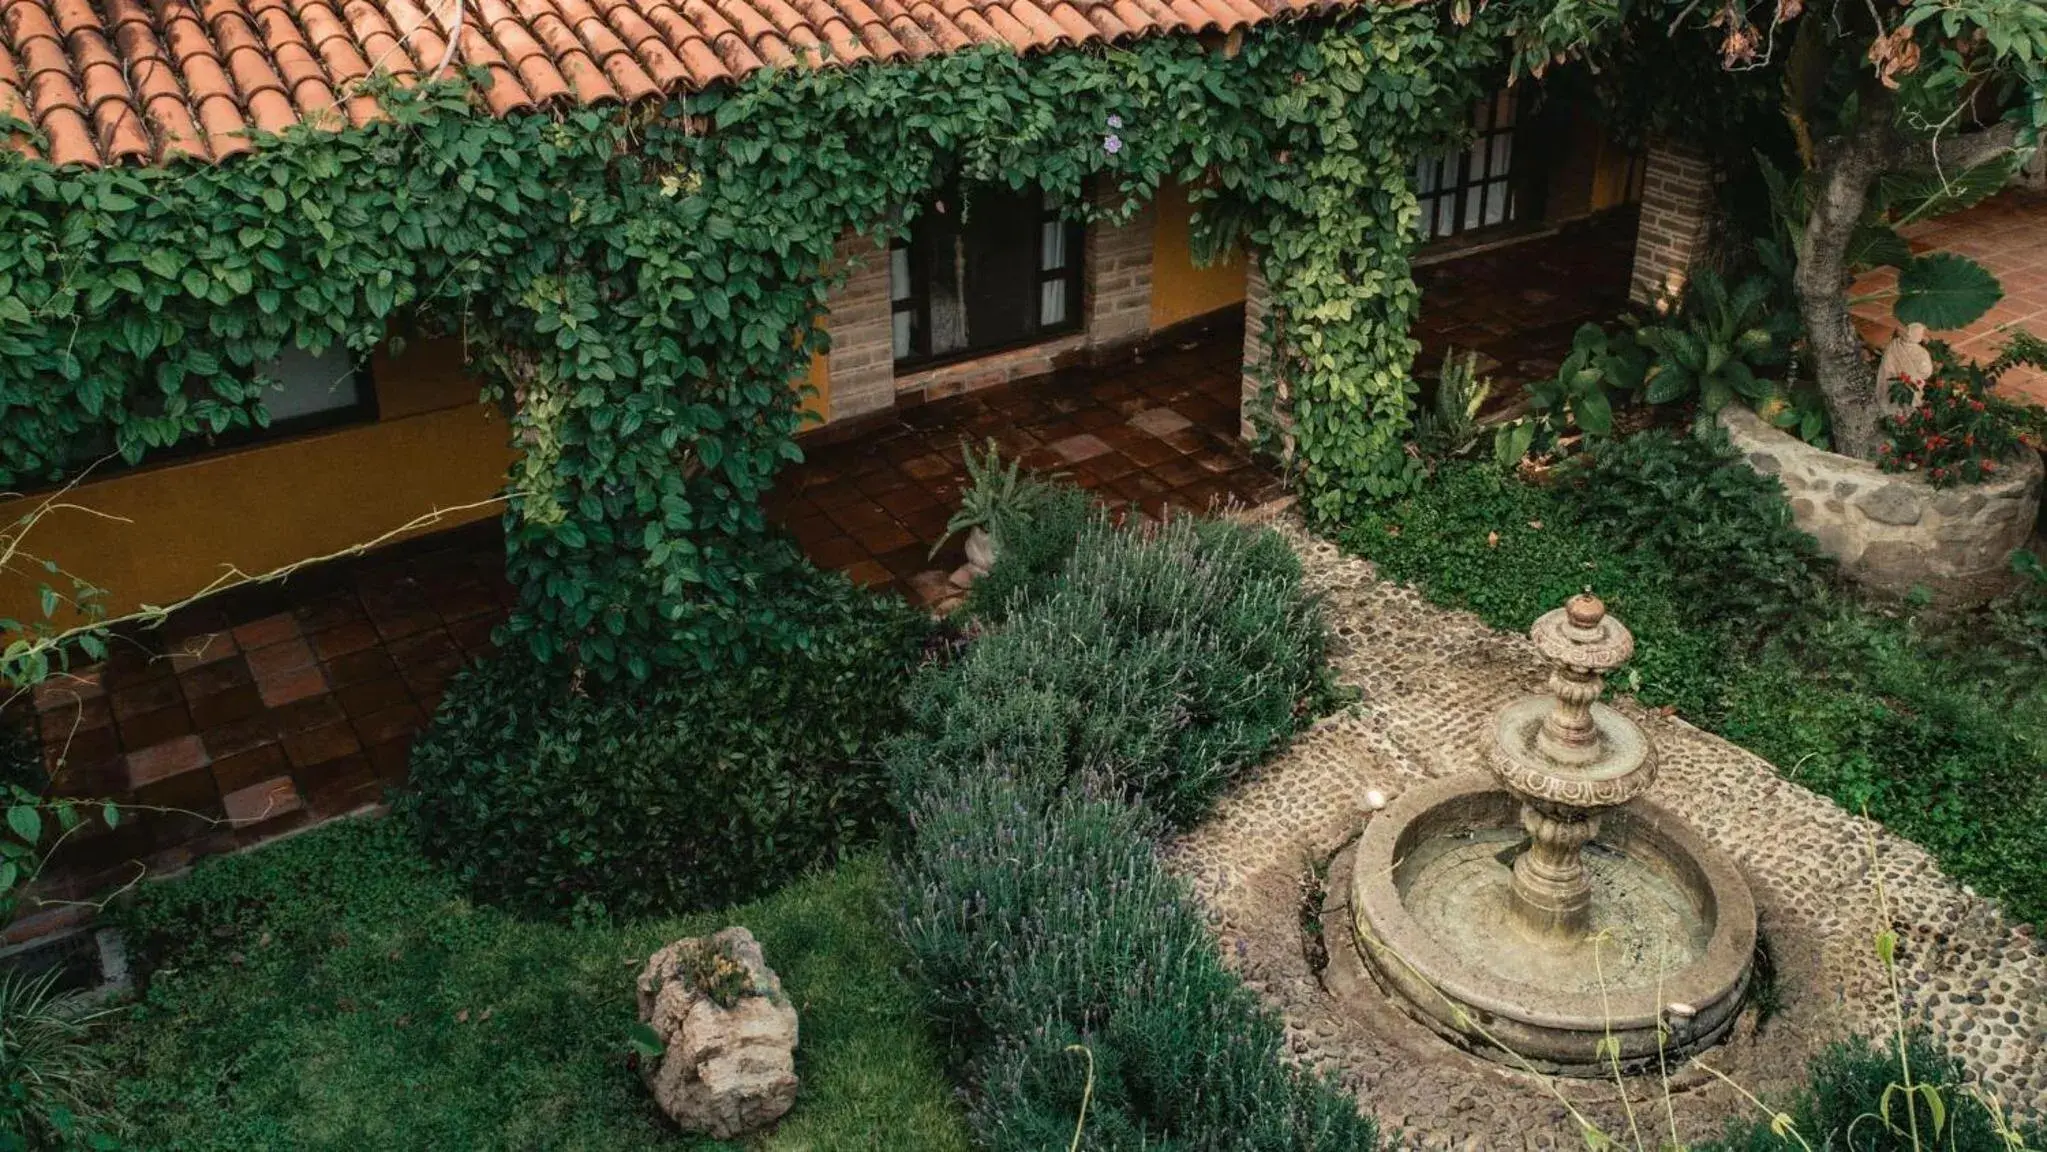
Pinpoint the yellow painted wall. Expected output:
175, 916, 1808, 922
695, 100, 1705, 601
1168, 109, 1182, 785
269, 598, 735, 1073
1, 337, 514, 628
1148, 182, 1249, 331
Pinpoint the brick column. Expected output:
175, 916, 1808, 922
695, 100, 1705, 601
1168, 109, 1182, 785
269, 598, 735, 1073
1628, 141, 1715, 308
820, 231, 896, 422
1239, 256, 1294, 460
1084, 191, 1156, 353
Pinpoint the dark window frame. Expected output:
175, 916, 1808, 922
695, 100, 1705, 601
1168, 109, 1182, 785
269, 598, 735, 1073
35, 348, 379, 491
1415, 89, 1525, 244
889, 187, 1085, 372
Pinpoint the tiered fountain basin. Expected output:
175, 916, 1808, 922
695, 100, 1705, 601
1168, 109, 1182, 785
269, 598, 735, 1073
1350, 774, 1756, 1073
1348, 595, 1757, 1075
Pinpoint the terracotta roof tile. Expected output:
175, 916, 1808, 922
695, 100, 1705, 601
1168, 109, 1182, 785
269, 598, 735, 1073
2, 0, 1356, 166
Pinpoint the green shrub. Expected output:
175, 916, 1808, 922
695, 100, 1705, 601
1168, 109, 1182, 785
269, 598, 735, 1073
2, 968, 117, 1151
904, 514, 1330, 828
1565, 430, 1828, 633
1337, 462, 1726, 717
890, 508, 1364, 1149
964, 479, 1102, 622
1702, 1031, 2043, 1150
402, 573, 930, 919
896, 764, 1374, 1151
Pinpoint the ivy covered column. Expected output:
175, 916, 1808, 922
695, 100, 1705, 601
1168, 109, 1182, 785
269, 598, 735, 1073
1239, 255, 1295, 461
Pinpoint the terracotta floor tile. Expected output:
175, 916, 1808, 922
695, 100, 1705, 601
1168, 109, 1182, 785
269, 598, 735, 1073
255, 665, 330, 709
223, 777, 303, 828
110, 675, 184, 721
188, 683, 265, 730
167, 632, 238, 672
231, 612, 300, 649
245, 637, 317, 681
211, 744, 292, 796
843, 560, 893, 588
293, 592, 368, 633
116, 705, 193, 750
283, 720, 361, 769
1048, 432, 1112, 462
311, 621, 381, 661
179, 658, 254, 699
1129, 406, 1193, 436
124, 734, 211, 789
352, 703, 426, 748
336, 677, 412, 718
201, 714, 282, 760
324, 648, 399, 688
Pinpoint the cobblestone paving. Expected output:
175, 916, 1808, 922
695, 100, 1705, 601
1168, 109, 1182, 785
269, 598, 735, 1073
1170, 519, 2045, 1149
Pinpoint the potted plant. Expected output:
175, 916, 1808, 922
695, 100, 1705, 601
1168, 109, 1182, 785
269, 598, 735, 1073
931, 440, 1060, 576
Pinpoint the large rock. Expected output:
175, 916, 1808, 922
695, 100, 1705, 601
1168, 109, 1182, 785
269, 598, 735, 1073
635, 927, 798, 1139
1720, 406, 2043, 607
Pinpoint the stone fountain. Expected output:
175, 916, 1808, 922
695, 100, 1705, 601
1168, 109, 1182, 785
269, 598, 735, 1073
1349, 595, 1757, 1073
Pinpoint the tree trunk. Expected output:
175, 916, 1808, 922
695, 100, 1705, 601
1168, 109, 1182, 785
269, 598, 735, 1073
1796, 89, 1896, 460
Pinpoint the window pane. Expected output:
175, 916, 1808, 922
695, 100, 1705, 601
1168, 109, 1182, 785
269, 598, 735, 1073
1483, 180, 1510, 227
262, 344, 361, 423
890, 246, 911, 302
893, 310, 912, 359
1463, 183, 1484, 230
1040, 220, 1067, 271
1490, 132, 1512, 178
1494, 88, 1514, 127
1040, 279, 1067, 326
1437, 196, 1457, 237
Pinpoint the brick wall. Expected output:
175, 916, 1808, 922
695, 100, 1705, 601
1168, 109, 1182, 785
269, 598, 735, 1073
1085, 192, 1156, 351
821, 231, 896, 422
1238, 256, 1294, 460
1628, 141, 1715, 308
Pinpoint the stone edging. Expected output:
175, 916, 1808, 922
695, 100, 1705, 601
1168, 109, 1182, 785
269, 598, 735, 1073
1168, 519, 2044, 1149
1718, 406, 2043, 608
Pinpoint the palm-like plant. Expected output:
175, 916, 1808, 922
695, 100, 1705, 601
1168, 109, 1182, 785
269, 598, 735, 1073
1, 967, 116, 1150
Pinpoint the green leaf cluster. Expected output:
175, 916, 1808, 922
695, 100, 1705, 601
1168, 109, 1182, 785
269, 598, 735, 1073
2, 10, 1512, 681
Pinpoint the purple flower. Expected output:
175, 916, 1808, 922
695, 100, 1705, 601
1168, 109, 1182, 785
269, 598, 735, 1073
1107, 114, 1123, 130
1103, 134, 1122, 155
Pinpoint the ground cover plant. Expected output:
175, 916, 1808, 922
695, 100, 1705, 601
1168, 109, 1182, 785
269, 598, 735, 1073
103, 818, 967, 1152
890, 507, 1367, 1149
401, 571, 929, 919
1340, 433, 2047, 926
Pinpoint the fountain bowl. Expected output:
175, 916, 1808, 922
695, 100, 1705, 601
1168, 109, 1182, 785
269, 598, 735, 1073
1350, 774, 1757, 1075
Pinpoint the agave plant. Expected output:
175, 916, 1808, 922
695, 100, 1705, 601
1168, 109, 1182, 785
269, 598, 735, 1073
0, 967, 117, 1150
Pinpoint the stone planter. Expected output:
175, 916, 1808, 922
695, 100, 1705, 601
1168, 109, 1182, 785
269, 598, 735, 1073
963, 526, 996, 576
1719, 406, 2043, 608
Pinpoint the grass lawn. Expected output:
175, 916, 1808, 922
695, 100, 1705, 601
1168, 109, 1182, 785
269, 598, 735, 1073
103, 818, 969, 1151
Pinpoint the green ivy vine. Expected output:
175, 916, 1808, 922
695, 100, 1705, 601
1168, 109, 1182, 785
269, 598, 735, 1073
0, 7, 1508, 683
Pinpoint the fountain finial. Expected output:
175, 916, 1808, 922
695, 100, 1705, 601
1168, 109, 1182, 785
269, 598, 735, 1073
1485, 594, 1657, 940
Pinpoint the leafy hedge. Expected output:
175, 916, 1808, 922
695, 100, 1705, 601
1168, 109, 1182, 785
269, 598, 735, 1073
1341, 434, 2047, 925
402, 573, 930, 919
890, 508, 1368, 1148
904, 514, 1332, 827
1701, 1032, 2043, 1151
